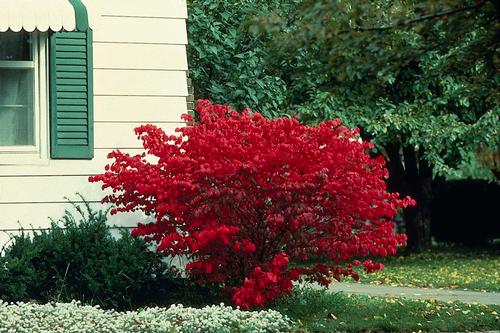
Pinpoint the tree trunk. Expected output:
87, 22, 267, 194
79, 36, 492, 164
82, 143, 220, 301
384, 144, 433, 252
403, 174, 433, 251
402, 146, 433, 252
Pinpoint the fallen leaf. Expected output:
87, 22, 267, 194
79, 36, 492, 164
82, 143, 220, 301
327, 313, 337, 320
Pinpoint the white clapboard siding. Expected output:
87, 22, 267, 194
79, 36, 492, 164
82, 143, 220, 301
0, 176, 103, 203
95, 122, 184, 148
0, 174, 182, 204
0, 149, 144, 176
0, 0, 189, 242
94, 69, 188, 96
95, 96, 187, 122
98, 0, 188, 19
0, 201, 152, 230
94, 44, 188, 70
94, 16, 188, 44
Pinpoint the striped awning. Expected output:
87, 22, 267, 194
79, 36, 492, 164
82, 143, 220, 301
0, 0, 90, 32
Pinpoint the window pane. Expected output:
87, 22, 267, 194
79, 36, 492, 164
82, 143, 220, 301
0, 69, 34, 146
0, 31, 32, 61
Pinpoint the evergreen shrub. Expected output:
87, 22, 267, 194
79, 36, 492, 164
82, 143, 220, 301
0, 199, 176, 310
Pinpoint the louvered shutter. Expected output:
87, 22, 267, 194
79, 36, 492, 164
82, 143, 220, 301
49, 29, 93, 159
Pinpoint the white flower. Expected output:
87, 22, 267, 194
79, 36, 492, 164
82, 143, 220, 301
0, 300, 295, 333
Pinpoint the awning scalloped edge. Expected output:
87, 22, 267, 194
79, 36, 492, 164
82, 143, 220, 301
0, 0, 90, 33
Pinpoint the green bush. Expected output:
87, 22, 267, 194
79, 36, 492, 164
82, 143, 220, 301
0, 200, 176, 310
187, 0, 337, 119
187, 0, 297, 118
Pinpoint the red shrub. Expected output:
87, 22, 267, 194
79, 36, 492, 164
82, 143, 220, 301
89, 100, 414, 309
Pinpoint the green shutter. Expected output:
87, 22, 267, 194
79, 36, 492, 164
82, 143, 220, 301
49, 29, 93, 159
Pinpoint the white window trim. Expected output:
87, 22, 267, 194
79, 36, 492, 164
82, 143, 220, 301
0, 32, 49, 166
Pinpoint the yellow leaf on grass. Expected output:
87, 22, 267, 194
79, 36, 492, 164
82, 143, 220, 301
327, 313, 337, 320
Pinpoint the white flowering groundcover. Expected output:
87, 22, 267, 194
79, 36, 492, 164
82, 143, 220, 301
0, 301, 295, 333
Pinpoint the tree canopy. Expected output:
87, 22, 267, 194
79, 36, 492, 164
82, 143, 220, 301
261, 0, 499, 179
187, 0, 500, 250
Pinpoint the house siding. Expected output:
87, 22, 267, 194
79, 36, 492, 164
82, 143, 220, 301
0, 0, 189, 245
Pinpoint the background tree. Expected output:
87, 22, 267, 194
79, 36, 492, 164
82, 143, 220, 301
187, 0, 500, 251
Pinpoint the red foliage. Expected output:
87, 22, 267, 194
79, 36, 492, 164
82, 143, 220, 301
89, 100, 414, 309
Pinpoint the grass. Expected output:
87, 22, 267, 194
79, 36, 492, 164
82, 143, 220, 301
273, 286, 500, 332
354, 246, 500, 292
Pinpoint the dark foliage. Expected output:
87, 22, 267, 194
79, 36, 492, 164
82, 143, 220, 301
431, 180, 500, 245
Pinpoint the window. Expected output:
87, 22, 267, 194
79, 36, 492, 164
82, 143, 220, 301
0, 31, 48, 164
0, 32, 33, 146
0, 0, 93, 164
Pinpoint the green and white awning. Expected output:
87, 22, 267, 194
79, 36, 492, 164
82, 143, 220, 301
0, 0, 90, 32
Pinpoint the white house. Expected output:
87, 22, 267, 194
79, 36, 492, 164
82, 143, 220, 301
0, 0, 189, 245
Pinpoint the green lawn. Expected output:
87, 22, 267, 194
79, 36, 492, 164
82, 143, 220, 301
354, 247, 500, 292
274, 287, 500, 333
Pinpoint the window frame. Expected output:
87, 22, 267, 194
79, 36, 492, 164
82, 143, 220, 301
0, 32, 49, 165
